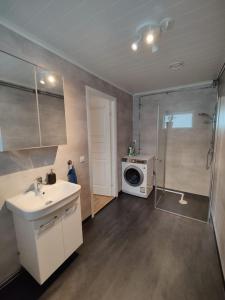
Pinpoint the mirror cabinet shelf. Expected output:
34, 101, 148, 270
0, 51, 67, 151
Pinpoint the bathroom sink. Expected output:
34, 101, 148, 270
6, 180, 81, 221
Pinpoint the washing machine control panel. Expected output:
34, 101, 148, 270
122, 157, 147, 164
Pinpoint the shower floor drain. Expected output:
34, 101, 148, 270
179, 199, 188, 205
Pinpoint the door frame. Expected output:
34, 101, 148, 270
85, 86, 118, 217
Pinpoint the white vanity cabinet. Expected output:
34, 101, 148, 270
62, 200, 83, 259
13, 194, 83, 284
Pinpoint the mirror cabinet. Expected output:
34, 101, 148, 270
0, 51, 67, 151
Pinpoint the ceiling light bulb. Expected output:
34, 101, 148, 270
48, 75, 55, 83
131, 42, 138, 51
40, 80, 45, 85
146, 33, 154, 44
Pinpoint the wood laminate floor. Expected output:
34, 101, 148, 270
93, 194, 114, 214
1, 192, 224, 300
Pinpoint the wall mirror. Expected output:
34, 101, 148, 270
0, 51, 39, 150
36, 67, 67, 146
0, 51, 67, 151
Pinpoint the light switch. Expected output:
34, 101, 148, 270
80, 156, 85, 163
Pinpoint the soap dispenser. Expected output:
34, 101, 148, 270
47, 169, 56, 185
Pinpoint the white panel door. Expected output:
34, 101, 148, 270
89, 94, 112, 195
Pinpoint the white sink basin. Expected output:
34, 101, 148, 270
6, 180, 81, 221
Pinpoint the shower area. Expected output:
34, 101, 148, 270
133, 85, 217, 222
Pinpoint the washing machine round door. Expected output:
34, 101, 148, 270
124, 165, 144, 187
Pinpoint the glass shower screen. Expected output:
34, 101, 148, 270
138, 87, 217, 222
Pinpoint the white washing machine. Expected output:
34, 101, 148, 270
122, 155, 154, 198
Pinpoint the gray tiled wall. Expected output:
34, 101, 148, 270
0, 24, 133, 284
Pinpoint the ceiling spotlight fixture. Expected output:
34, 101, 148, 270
131, 18, 174, 54
47, 75, 55, 83
40, 80, 45, 85
160, 17, 175, 32
131, 41, 139, 51
169, 61, 184, 70
152, 44, 159, 53
145, 33, 154, 44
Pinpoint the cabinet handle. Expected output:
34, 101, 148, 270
39, 215, 58, 231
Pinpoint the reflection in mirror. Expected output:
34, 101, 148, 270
0, 52, 40, 151
0, 52, 36, 89
35, 67, 67, 146
0, 51, 67, 151
36, 67, 64, 96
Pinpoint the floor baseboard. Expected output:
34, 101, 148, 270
211, 216, 225, 290
0, 268, 22, 290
